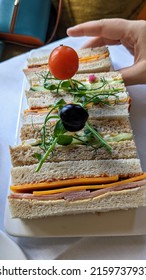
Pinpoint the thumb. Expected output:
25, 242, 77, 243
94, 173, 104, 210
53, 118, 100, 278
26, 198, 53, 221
119, 61, 146, 86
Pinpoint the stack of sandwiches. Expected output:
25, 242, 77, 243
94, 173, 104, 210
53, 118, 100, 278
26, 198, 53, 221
8, 46, 146, 219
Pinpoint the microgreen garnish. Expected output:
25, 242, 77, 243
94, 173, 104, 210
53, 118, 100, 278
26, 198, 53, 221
36, 71, 126, 107
33, 71, 127, 171
85, 122, 112, 153
34, 98, 112, 172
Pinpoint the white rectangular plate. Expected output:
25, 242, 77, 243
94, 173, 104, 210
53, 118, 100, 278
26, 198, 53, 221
4, 46, 146, 237
4, 205, 146, 237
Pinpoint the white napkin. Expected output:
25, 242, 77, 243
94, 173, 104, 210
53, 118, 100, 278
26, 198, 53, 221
56, 236, 146, 260
14, 236, 80, 260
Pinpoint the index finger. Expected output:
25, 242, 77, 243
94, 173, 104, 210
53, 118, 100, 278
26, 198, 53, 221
67, 19, 130, 41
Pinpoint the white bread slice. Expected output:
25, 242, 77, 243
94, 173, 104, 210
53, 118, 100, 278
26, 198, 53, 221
8, 186, 146, 219
88, 104, 129, 119
27, 52, 51, 67
11, 159, 142, 185
22, 104, 129, 125
74, 71, 122, 81
77, 46, 109, 58
27, 91, 128, 109
23, 67, 48, 84
78, 57, 111, 73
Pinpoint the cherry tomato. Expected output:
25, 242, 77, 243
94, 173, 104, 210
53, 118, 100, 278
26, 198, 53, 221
60, 104, 89, 132
48, 45, 79, 80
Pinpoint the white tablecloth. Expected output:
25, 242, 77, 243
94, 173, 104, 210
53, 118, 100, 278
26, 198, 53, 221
1, 36, 146, 260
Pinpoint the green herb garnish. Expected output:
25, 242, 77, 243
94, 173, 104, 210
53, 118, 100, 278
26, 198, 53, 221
32, 72, 127, 171
36, 71, 127, 107
34, 99, 112, 172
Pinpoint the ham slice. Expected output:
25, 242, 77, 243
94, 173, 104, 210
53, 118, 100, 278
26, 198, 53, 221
64, 180, 146, 201
89, 180, 146, 198
9, 192, 65, 200
9, 180, 146, 201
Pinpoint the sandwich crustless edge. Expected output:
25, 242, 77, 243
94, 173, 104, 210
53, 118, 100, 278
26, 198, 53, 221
4, 45, 146, 237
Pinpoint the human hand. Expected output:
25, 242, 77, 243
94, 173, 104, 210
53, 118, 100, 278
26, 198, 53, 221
67, 19, 146, 85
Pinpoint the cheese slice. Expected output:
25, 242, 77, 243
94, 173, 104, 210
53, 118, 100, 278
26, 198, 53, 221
33, 174, 146, 195
10, 176, 119, 193
79, 52, 109, 63
24, 108, 49, 114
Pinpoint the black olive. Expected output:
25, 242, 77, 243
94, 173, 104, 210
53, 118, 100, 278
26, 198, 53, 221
60, 104, 89, 132
62, 122, 85, 132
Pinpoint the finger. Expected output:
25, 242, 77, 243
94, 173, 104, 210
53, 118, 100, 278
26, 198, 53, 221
67, 19, 129, 41
119, 61, 146, 85
81, 37, 134, 55
81, 37, 121, 48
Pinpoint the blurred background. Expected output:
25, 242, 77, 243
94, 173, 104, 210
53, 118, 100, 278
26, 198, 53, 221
0, 0, 146, 62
